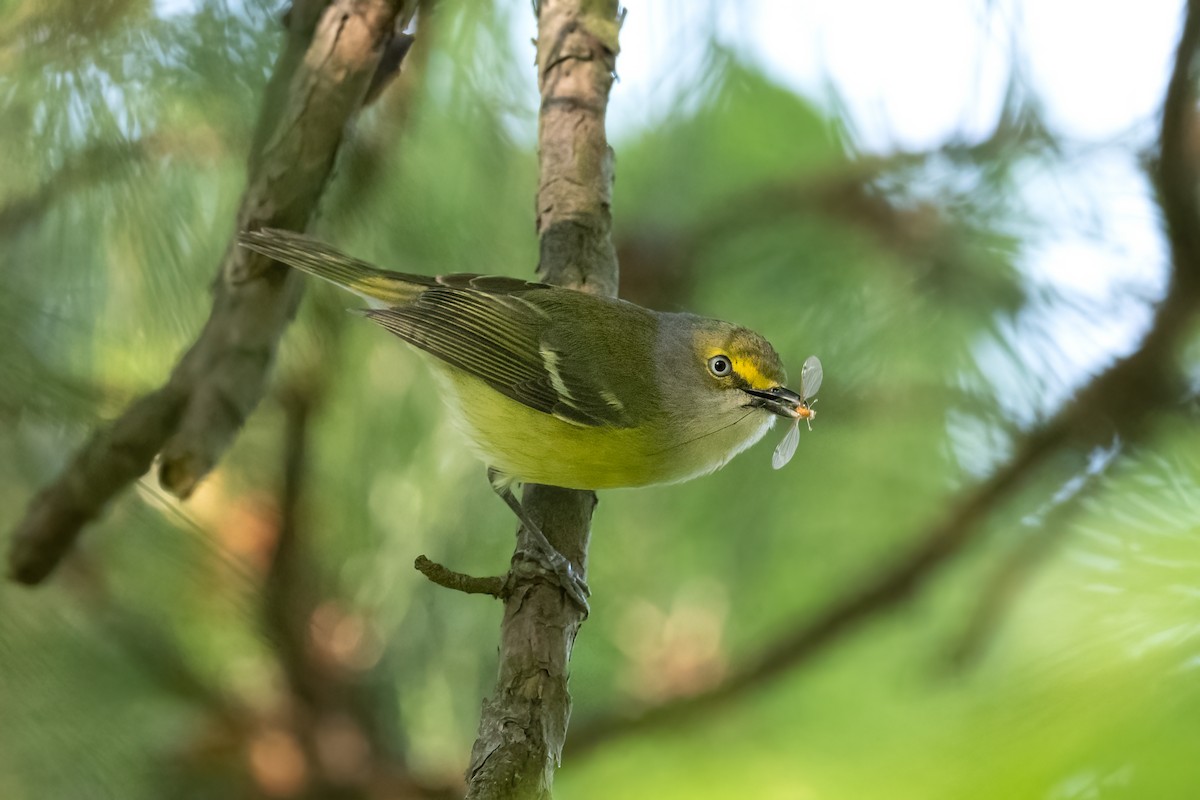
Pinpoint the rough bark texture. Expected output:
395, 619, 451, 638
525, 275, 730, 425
9, 0, 414, 584
464, 2, 620, 798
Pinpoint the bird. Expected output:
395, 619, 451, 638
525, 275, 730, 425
239, 229, 821, 611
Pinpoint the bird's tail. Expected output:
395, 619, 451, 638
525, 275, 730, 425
239, 228, 431, 306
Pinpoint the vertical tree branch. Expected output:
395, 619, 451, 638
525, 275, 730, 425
533, 0, 621, 299
9, 0, 417, 585
464, 2, 620, 798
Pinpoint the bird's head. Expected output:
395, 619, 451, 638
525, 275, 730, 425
680, 320, 809, 422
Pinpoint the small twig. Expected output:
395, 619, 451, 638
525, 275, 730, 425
414, 556, 506, 598
9, 387, 188, 583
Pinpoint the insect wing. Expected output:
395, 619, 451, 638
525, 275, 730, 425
800, 355, 823, 400
772, 420, 801, 470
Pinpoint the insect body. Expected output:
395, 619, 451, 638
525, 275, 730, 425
771, 355, 823, 470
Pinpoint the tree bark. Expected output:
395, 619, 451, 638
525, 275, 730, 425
464, 2, 620, 798
9, 0, 416, 584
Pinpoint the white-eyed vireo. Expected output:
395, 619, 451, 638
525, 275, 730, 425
240, 229, 821, 609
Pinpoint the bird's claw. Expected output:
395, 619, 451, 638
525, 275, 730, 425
518, 538, 591, 616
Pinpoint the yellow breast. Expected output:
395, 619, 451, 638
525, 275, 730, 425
431, 364, 773, 490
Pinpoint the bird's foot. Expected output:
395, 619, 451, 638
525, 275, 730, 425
489, 468, 590, 616
517, 530, 590, 616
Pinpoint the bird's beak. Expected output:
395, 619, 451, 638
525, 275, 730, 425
743, 386, 810, 420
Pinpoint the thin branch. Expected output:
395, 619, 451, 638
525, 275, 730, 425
463, 2, 621, 798
9, 0, 417, 585
414, 556, 505, 597
566, 1, 1200, 759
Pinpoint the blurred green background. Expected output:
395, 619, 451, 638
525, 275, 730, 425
3, 0, 1199, 798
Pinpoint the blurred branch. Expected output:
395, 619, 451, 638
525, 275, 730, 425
617, 106, 1051, 310
567, 1, 1200, 759
0, 139, 144, 237
1156, 0, 1200, 296
363, 31, 416, 106
263, 383, 325, 707
9, 0, 419, 585
567, 429, 1064, 756
461, 1, 621, 798
946, 445, 1116, 670
261, 372, 369, 798
0, 128, 239, 239
261, 320, 464, 798
325, 0, 438, 223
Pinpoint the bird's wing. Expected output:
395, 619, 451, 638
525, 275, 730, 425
241, 229, 437, 304
364, 287, 636, 428
240, 229, 635, 427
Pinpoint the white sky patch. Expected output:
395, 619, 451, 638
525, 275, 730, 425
1022, 0, 1182, 139
739, 0, 1016, 150
594, 0, 1182, 149
153, 0, 196, 16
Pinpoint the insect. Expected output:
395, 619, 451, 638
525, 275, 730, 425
771, 355, 822, 470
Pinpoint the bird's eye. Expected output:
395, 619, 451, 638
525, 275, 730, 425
707, 354, 733, 377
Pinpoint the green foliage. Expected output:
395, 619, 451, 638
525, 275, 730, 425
2, 1, 1197, 799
